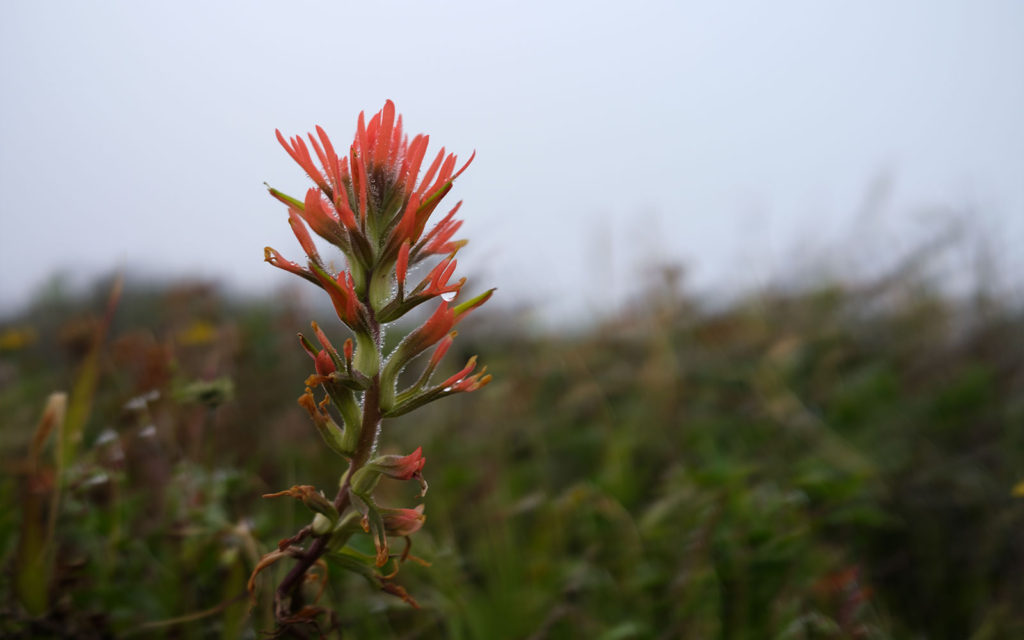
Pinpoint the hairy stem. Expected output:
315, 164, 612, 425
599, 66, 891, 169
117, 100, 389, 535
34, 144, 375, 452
275, 313, 384, 621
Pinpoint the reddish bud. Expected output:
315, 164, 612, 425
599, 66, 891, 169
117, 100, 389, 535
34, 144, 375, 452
378, 446, 426, 481
314, 350, 336, 376
380, 504, 426, 537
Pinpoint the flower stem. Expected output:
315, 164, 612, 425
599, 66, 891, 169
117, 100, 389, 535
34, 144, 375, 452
275, 319, 384, 619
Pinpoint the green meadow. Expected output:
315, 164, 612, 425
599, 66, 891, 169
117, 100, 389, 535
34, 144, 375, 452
2, 264, 1023, 639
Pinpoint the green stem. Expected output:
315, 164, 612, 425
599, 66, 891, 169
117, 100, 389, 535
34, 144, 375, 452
275, 315, 384, 622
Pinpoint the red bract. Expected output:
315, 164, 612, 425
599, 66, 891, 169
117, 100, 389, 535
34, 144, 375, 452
421, 257, 464, 298
418, 203, 466, 256
310, 265, 360, 328
275, 100, 474, 262
264, 247, 309, 279
412, 289, 493, 353
441, 356, 491, 392
287, 210, 321, 264
260, 102, 492, 622
314, 350, 335, 376
428, 332, 456, 369
395, 241, 411, 290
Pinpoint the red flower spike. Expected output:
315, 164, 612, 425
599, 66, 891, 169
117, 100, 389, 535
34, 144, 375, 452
277, 102, 473, 266
265, 103, 492, 617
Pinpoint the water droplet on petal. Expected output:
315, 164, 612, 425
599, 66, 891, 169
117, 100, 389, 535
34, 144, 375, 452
441, 291, 456, 302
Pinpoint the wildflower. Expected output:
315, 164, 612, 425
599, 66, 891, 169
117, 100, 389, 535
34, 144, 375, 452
257, 101, 492, 622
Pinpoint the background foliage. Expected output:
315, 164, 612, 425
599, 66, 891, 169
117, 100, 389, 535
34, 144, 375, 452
1, 261, 1023, 639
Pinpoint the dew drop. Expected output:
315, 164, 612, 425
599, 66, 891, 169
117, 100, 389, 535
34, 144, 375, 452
440, 291, 456, 302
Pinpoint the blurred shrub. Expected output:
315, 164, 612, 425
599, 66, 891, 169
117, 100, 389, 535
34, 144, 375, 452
0, 269, 1022, 638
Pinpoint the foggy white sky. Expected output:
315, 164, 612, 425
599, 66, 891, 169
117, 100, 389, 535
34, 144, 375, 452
2, 1, 1022, 321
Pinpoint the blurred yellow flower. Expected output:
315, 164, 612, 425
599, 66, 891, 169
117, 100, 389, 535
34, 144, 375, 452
0, 326, 38, 351
177, 320, 218, 346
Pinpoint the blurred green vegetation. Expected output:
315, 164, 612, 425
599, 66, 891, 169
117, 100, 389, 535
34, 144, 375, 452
1, 267, 1023, 639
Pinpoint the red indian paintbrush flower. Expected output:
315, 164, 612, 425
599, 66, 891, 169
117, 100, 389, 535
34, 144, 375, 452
255, 101, 493, 626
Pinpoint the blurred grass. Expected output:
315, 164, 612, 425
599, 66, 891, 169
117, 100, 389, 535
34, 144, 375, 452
0, 265, 1022, 639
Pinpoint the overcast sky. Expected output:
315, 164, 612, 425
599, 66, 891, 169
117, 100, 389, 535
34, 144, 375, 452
2, 1, 1022, 321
